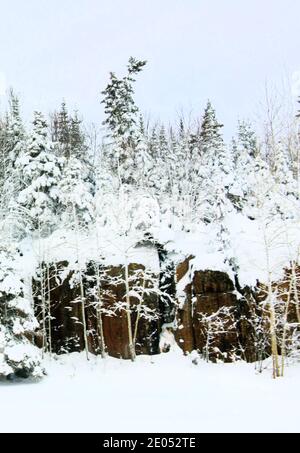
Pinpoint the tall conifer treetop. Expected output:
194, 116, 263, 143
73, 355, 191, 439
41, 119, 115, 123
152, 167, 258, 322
200, 100, 224, 154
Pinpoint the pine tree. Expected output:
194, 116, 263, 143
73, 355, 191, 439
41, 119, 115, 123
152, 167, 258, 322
6, 89, 25, 165
230, 121, 258, 210
198, 102, 232, 222
199, 100, 224, 155
56, 101, 71, 158
248, 154, 276, 221
179, 117, 185, 141
0, 91, 27, 213
0, 247, 42, 379
55, 106, 95, 228
69, 111, 86, 158
17, 112, 63, 235
236, 120, 257, 159
101, 57, 147, 184
0, 116, 9, 191
147, 124, 168, 195
197, 102, 235, 253
205, 147, 234, 251
148, 125, 160, 160
273, 142, 296, 193
272, 141, 298, 219
171, 124, 198, 227
150, 124, 169, 188
58, 156, 95, 229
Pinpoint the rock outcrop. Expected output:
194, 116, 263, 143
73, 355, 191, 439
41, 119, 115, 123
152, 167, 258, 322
33, 261, 163, 359
175, 264, 240, 362
32, 254, 300, 363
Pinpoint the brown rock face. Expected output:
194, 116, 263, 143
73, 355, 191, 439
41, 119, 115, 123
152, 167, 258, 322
176, 255, 194, 283
34, 261, 161, 359
193, 270, 235, 295
32, 255, 300, 364
99, 264, 161, 358
175, 265, 239, 362
254, 266, 300, 359
33, 261, 86, 353
176, 283, 195, 353
174, 261, 300, 363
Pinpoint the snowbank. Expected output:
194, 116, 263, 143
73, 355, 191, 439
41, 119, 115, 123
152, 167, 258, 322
0, 351, 299, 433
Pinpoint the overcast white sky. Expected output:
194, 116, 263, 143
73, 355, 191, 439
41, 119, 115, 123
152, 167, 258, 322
0, 0, 299, 137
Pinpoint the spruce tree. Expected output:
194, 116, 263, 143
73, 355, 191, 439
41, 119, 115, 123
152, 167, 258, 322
6, 89, 25, 165
56, 101, 71, 158
57, 107, 95, 227
199, 100, 224, 155
273, 142, 295, 192
0, 91, 27, 213
101, 57, 147, 184
147, 125, 168, 196
272, 142, 298, 219
230, 121, 258, 210
17, 112, 63, 235
0, 116, 9, 192
0, 247, 42, 379
69, 111, 86, 158
58, 156, 95, 229
237, 120, 257, 159
198, 102, 232, 222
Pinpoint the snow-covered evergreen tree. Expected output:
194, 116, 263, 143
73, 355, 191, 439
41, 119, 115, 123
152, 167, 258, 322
0, 91, 27, 214
57, 105, 95, 229
55, 101, 71, 158
273, 142, 296, 194
171, 125, 199, 228
248, 154, 276, 221
272, 141, 298, 219
17, 112, 63, 235
59, 156, 95, 229
147, 124, 169, 198
69, 111, 85, 157
230, 121, 258, 211
6, 90, 25, 165
0, 116, 9, 194
198, 103, 234, 253
236, 120, 257, 159
0, 248, 42, 379
199, 100, 224, 155
101, 57, 148, 185
199, 102, 232, 223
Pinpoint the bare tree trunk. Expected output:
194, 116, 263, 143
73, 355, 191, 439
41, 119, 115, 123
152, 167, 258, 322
133, 271, 146, 348
264, 228, 280, 379
41, 265, 47, 358
281, 279, 293, 377
94, 219, 106, 359
79, 271, 89, 361
38, 218, 47, 358
267, 283, 280, 379
205, 321, 211, 363
73, 203, 89, 361
124, 256, 135, 361
46, 263, 52, 356
291, 261, 300, 324
96, 264, 106, 358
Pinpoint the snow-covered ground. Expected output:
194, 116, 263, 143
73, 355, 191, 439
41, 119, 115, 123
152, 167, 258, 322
0, 351, 299, 433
